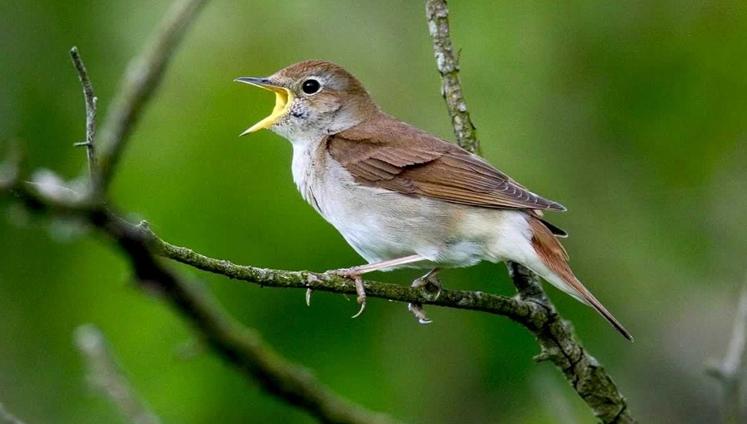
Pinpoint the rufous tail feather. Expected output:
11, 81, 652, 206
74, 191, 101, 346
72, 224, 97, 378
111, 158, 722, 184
528, 217, 633, 341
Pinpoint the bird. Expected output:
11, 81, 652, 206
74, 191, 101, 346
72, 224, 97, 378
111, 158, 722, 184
235, 60, 632, 341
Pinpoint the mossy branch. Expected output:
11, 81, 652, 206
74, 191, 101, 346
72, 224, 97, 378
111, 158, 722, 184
425, 0, 634, 422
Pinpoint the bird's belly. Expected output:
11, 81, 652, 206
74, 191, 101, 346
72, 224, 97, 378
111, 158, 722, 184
315, 181, 486, 267
293, 146, 529, 268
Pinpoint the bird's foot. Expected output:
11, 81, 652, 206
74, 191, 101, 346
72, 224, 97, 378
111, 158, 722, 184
412, 270, 442, 301
407, 268, 441, 324
407, 302, 432, 325
326, 267, 367, 318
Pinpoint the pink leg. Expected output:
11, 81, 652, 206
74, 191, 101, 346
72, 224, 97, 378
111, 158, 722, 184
341, 254, 426, 275
327, 254, 427, 318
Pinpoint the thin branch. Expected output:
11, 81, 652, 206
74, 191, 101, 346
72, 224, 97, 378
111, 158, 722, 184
147, 229, 631, 424
707, 282, 747, 424
140, 222, 544, 324
70, 47, 97, 182
0, 180, 399, 424
74, 324, 161, 424
96, 210, 400, 424
141, 226, 632, 424
506, 263, 633, 423
96, 0, 209, 193
425, 0, 479, 153
0, 402, 25, 424
425, 1, 634, 422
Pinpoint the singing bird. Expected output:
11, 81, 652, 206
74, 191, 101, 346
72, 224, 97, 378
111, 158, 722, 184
236, 60, 632, 341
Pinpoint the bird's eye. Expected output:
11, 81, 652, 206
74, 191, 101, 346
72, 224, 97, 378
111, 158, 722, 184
301, 79, 321, 95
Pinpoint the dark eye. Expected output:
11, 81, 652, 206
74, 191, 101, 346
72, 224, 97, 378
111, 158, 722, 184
301, 79, 321, 94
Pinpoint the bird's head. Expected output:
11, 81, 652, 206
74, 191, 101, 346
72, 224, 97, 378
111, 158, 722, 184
236, 60, 377, 140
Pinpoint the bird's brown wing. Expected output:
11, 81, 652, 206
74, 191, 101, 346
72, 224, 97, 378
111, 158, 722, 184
327, 113, 566, 212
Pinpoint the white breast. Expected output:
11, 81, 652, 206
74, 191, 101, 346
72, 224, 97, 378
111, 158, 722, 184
290, 141, 318, 208
279, 130, 542, 276
290, 141, 494, 266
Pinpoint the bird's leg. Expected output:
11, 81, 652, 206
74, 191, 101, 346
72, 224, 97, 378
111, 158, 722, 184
323, 267, 366, 317
326, 254, 425, 318
408, 268, 441, 325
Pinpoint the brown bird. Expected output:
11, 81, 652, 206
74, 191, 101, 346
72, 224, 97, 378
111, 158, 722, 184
236, 60, 632, 341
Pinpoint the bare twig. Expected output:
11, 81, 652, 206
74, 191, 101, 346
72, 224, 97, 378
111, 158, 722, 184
74, 325, 161, 424
425, 1, 633, 422
707, 282, 747, 424
425, 0, 479, 153
0, 402, 25, 424
70, 47, 97, 183
96, 0, 209, 193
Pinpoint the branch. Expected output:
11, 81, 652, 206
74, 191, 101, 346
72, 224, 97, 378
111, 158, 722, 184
0, 179, 398, 424
143, 227, 631, 423
425, 1, 634, 422
70, 47, 97, 182
99, 211, 401, 424
141, 222, 544, 324
425, 0, 479, 153
506, 263, 633, 423
74, 324, 161, 424
707, 281, 747, 424
96, 0, 209, 193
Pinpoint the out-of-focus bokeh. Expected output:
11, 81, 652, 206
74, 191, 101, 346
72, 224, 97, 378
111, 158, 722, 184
1, 1, 746, 422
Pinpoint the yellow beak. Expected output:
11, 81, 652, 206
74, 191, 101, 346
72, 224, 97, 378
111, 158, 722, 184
235, 77, 294, 136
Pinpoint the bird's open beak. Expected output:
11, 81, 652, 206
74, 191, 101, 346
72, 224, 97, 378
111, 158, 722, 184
234, 77, 294, 136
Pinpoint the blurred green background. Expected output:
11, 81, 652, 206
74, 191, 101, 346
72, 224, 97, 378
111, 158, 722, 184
2, 0, 746, 422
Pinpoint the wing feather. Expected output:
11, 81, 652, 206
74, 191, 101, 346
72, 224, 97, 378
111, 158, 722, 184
327, 113, 566, 212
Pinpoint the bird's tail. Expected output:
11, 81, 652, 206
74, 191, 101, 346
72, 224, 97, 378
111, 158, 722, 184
525, 217, 633, 341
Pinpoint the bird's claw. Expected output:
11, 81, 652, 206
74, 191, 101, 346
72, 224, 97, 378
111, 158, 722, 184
351, 299, 366, 319
327, 267, 367, 319
407, 269, 441, 324
305, 288, 312, 306
350, 274, 366, 319
408, 302, 432, 324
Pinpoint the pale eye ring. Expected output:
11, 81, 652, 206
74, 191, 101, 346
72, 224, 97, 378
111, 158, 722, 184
301, 78, 321, 95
